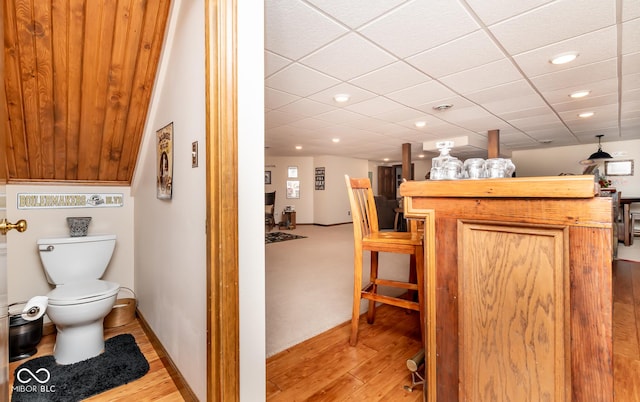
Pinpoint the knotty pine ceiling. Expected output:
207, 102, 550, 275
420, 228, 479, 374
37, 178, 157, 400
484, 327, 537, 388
2, 0, 171, 184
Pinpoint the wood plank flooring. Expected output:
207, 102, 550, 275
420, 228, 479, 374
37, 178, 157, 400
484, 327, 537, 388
268, 258, 640, 401
8, 319, 185, 401
614, 259, 640, 401
7, 258, 640, 401
267, 305, 424, 401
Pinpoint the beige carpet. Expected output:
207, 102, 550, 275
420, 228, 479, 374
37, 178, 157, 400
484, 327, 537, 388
265, 224, 410, 357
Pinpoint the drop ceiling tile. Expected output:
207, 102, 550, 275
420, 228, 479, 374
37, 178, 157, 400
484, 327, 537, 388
464, 0, 554, 25
375, 108, 427, 123
300, 33, 397, 81
482, 95, 548, 115
287, 118, 334, 130
496, 106, 554, 121
623, 52, 640, 76
508, 113, 564, 131
346, 96, 407, 115
440, 58, 523, 94
552, 93, 618, 112
623, 0, 640, 21
406, 30, 504, 78
489, 0, 615, 54
541, 77, 618, 104
386, 81, 456, 108
265, 51, 292, 77
307, 82, 377, 107
530, 59, 617, 92
315, 108, 368, 124
341, 116, 388, 130
622, 18, 640, 54
566, 119, 619, 132
350, 62, 431, 95
358, 0, 479, 58
265, 110, 307, 129
623, 88, 640, 103
304, 0, 409, 29
418, 96, 478, 114
623, 72, 640, 91
558, 103, 618, 122
513, 26, 617, 78
266, 0, 348, 60
465, 80, 537, 104
520, 126, 573, 140
265, 88, 300, 110
265, 63, 341, 97
276, 98, 336, 116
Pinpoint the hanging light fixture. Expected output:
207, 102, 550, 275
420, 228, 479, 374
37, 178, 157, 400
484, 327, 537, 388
587, 134, 612, 160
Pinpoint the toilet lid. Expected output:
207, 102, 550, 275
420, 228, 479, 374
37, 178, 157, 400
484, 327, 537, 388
47, 280, 120, 306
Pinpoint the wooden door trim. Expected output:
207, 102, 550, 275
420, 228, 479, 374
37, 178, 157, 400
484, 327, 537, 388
205, 1, 239, 401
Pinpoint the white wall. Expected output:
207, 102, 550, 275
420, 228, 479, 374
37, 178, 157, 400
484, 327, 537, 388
512, 139, 640, 196
313, 155, 368, 225
130, 0, 207, 399
5, 184, 134, 309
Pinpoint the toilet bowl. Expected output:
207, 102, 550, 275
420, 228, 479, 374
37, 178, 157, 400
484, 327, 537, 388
46, 279, 119, 364
37, 234, 120, 364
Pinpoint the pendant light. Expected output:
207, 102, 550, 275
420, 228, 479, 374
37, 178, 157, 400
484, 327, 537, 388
587, 134, 612, 160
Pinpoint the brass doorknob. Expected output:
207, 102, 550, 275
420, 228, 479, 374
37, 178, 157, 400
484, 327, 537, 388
0, 218, 28, 235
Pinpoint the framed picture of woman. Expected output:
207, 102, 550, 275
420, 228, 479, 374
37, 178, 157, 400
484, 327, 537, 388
156, 122, 174, 200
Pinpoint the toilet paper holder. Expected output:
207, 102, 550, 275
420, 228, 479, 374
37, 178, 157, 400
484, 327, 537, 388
23, 305, 42, 319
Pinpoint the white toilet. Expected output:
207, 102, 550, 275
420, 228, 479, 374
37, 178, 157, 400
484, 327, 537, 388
37, 234, 120, 364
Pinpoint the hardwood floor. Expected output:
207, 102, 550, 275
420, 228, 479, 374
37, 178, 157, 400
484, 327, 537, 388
6, 258, 639, 401
8, 318, 186, 401
268, 258, 640, 401
614, 259, 640, 401
267, 305, 424, 401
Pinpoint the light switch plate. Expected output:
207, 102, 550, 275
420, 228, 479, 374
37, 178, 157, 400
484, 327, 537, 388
192, 141, 198, 168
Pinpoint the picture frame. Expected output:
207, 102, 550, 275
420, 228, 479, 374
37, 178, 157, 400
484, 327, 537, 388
288, 166, 298, 178
286, 180, 299, 199
605, 159, 634, 176
315, 167, 325, 190
265, 170, 272, 185
156, 122, 174, 200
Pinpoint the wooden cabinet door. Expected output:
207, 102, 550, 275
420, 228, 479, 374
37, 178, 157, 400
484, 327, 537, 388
458, 221, 569, 401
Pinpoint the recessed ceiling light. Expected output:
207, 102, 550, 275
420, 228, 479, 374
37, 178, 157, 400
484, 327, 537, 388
333, 94, 350, 103
383, 158, 390, 162
570, 90, 590, 98
578, 111, 595, 118
295, 145, 302, 150
550, 52, 579, 65
332, 138, 340, 143
414, 121, 426, 128
418, 154, 425, 158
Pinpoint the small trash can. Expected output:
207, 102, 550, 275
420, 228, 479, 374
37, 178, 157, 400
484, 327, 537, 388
9, 309, 43, 362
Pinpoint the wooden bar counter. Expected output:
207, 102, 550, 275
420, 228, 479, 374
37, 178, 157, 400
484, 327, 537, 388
400, 175, 612, 402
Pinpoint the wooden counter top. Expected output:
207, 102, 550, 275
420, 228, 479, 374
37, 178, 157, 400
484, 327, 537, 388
400, 175, 597, 199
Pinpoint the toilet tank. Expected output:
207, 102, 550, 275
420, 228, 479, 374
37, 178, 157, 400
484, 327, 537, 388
37, 234, 116, 285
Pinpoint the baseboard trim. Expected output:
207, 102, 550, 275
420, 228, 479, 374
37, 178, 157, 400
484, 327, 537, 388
136, 309, 198, 402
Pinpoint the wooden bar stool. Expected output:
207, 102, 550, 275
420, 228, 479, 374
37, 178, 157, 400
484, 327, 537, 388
344, 175, 425, 346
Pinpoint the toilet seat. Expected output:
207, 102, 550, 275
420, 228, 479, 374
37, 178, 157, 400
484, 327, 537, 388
47, 280, 120, 306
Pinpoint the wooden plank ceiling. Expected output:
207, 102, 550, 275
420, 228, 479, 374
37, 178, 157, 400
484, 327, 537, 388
3, 0, 171, 184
